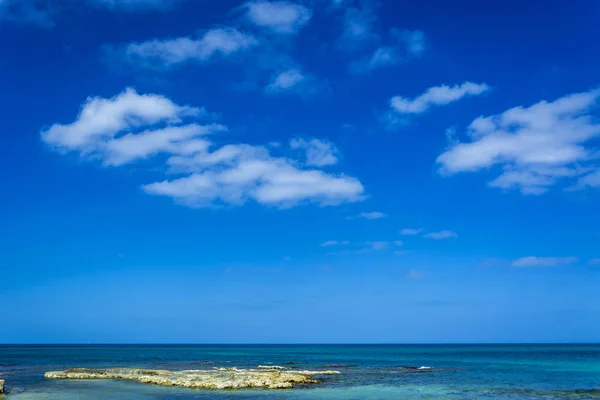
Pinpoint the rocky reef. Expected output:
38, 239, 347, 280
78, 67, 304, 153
45, 367, 340, 390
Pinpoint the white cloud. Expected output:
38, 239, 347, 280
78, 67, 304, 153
122, 28, 259, 68
354, 211, 387, 220
144, 160, 363, 207
393, 240, 404, 246
400, 228, 423, 235
390, 82, 490, 114
589, 258, 600, 265
244, 0, 312, 34
423, 230, 457, 240
42, 89, 365, 209
437, 88, 600, 195
290, 138, 338, 167
41, 88, 202, 154
104, 124, 226, 166
264, 69, 321, 96
512, 256, 578, 268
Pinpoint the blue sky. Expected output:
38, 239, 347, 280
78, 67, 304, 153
1, 0, 600, 344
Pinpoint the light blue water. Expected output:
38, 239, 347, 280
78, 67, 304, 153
1, 345, 599, 399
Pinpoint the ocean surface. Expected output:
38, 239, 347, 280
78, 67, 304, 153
1, 344, 599, 399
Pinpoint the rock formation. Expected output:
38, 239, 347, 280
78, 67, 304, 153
45, 367, 340, 390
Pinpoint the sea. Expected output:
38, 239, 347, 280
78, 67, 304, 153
1, 344, 599, 399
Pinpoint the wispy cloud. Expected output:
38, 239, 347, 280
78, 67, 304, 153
339, 1, 379, 48
589, 258, 600, 265
0, 0, 53, 27
512, 256, 578, 268
423, 230, 458, 240
437, 88, 600, 195
264, 69, 322, 97
324, 240, 403, 254
243, 0, 312, 34
401, 29, 426, 57
0, 0, 185, 26
390, 82, 490, 115
367, 241, 389, 250
349, 211, 387, 220
349, 29, 426, 73
41, 88, 365, 209
110, 27, 258, 69
320, 240, 350, 247
400, 228, 423, 235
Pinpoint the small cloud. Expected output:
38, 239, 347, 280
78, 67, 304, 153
400, 29, 426, 57
290, 138, 339, 166
243, 0, 312, 34
400, 228, 423, 235
284, 256, 291, 261
351, 211, 387, 220
393, 240, 404, 246
511, 256, 578, 268
349, 29, 426, 74
389, 82, 490, 115
320, 240, 349, 247
266, 68, 305, 91
339, 2, 379, 49
404, 269, 427, 279
367, 241, 389, 250
342, 123, 357, 131
423, 230, 458, 240
394, 250, 408, 255
589, 258, 600, 265
264, 69, 323, 98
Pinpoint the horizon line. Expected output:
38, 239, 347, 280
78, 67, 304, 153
1, 342, 599, 346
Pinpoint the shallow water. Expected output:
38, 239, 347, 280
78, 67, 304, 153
1, 344, 599, 399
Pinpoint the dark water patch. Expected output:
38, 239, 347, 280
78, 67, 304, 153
486, 387, 600, 399
318, 364, 357, 368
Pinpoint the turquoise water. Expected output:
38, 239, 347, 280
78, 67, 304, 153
1, 345, 599, 399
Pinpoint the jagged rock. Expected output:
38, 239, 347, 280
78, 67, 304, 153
45, 367, 340, 390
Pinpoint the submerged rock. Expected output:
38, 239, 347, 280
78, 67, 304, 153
44, 367, 340, 390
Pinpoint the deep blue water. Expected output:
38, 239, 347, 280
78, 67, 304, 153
1, 345, 599, 399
